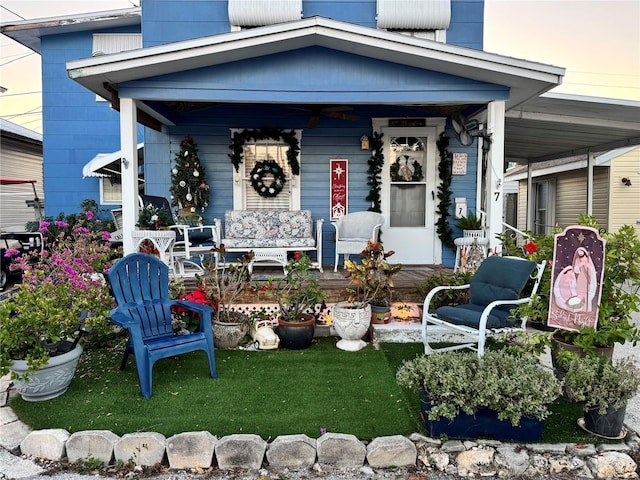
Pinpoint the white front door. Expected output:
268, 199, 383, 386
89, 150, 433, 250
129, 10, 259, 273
377, 122, 444, 264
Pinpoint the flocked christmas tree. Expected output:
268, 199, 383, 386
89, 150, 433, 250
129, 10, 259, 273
170, 135, 210, 213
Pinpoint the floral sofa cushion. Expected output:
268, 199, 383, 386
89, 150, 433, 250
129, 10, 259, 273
277, 210, 313, 239
222, 210, 315, 248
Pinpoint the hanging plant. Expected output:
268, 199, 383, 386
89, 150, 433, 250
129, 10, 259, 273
366, 131, 384, 213
170, 135, 210, 212
229, 127, 300, 175
250, 160, 286, 198
436, 133, 455, 249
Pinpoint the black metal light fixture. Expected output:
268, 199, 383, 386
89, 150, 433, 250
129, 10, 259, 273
451, 113, 492, 150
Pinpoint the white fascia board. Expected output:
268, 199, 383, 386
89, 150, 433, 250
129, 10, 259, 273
1, 8, 141, 54
541, 92, 640, 107
505, 109, 640, 131
506, 157, 612, 181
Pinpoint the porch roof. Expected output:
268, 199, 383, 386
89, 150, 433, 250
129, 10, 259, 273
65, 16, 563, 112
505, 93, 640, 164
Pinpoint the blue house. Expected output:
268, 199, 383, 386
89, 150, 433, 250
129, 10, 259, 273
1, 1, 566, 267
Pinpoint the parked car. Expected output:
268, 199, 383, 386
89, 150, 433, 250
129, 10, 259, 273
0, 232, 43, 289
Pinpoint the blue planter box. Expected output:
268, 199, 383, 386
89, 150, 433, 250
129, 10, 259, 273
420, 391, 544, 442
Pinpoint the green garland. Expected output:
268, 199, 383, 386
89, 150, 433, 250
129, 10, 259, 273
229, 127, 300, 175
436, 133, 455, 249
366, 131, 384, 213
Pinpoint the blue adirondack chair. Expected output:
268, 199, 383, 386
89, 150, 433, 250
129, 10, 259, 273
107, 253, 217, 397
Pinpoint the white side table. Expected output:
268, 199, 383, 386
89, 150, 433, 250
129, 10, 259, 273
131, 230, 176, 266
454, 236, 489, 273
249, 248, 288, 273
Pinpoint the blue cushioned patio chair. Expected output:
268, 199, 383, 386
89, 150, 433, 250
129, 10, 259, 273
107, 253, 217, 397
421, 255, 546, 357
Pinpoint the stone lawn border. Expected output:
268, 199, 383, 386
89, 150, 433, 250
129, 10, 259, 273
4, 424, 640, 479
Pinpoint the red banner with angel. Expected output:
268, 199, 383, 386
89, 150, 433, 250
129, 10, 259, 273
547, 226, 606, 331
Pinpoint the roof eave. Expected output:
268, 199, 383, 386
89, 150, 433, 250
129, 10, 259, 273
66, 16, 563, 110
1, 7, 141, 54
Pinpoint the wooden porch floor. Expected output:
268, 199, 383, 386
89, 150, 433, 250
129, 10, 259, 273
205, 264, 442, 305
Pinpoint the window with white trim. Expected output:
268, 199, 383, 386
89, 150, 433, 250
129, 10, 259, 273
228, 0, 302, 30
388, 29, 447, 43
92, 33, 142, 101
101, 177, 122, 205
231, 131, 302, 210
377, 0, 450, 42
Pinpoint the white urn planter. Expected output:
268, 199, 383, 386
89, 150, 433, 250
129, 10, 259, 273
332, 302, 371, 351
10, 344, 83, 402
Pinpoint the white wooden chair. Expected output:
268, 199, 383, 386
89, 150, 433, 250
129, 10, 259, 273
421, 255, 546, 357
331, 211, 384, 272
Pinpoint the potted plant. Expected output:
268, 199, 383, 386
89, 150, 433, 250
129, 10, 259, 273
0, 211, 116, 401
269, 252, 325, 350
561, 353, 640, 439
414, 268, 473, 310
455, 211, 484, 237
332, 240, 402, 350
172, 284, 213, 333
396, 349, 561, 441
200, 246, 254, 349
511, 215, 640, 359
137, 202, 173, 230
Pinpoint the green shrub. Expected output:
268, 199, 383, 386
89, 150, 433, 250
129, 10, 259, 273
396, 350, 561, 426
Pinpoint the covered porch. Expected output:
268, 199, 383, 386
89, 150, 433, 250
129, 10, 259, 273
66, 16, 564, 268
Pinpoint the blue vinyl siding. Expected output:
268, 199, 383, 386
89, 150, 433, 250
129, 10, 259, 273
143, 0, 484, 49
40, 28, 142, 216
119, 47, 507, 105
142, 0, 231, 46
140, 103, 476, 265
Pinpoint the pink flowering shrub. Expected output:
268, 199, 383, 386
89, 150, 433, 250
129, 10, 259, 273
0, 209, 120, 380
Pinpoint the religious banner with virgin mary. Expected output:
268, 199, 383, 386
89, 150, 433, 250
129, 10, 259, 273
547, 226, 606, 331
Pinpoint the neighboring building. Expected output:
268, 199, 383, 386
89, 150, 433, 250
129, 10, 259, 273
1, 1, 569, 266
505, 146, 640, 236
0, 119, 43, 231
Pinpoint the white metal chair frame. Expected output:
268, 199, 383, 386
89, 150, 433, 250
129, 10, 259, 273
331, 211, 384, 272
421, 257, 546, 357
139, 195, 218, 276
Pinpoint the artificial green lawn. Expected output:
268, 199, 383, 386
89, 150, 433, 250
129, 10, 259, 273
11, 336, 599, 443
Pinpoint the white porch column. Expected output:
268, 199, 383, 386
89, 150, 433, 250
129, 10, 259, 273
587, 149, 594, 215
486, 100, 505, 254
526, 165, 533, 231
120, 97, 138, 255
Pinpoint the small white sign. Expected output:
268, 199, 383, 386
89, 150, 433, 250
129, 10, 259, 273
452, 153, 467, 175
